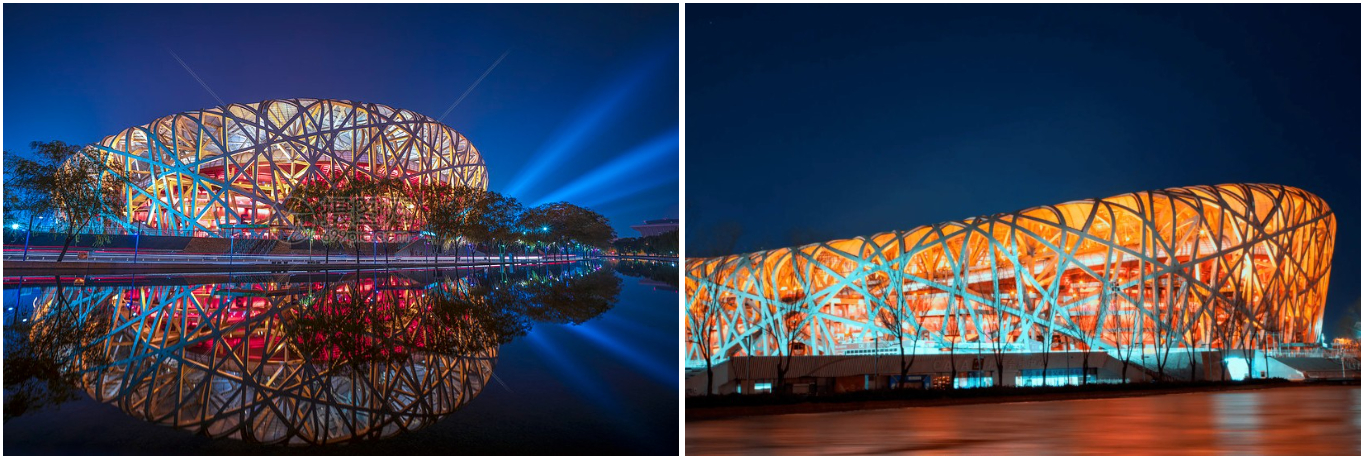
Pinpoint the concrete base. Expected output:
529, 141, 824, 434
687, 350, 1343, 396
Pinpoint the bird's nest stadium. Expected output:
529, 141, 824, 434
684, 183, 1335, 368
85, 98, 487, 237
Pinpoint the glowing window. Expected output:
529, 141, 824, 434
1225, 357, 1249, 381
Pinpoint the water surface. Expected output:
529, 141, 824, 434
686, 385, 1360, 455
4, 260, 679, 454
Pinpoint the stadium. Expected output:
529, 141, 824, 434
684, 184, 1336, 388
86, 98, 488, 237
24, 273, 499, 445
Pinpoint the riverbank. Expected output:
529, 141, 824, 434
686, 378, 1360, 421
604, 254, 678, 261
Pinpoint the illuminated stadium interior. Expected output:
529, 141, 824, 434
86, 98, 488, 237
685, 183, 1335, 368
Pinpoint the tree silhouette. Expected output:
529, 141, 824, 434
3, 141, 124, 261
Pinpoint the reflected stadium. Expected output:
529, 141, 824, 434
14, 262, 620, 446
84, 98, 488, 237
685, 184, 1336, 372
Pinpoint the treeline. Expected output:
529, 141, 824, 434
288, 171, 616, 262
612, 229, 678, 257
613, 259, 680, 289
3, 141, 617, 262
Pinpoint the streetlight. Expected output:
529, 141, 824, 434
17, 221, 32, 262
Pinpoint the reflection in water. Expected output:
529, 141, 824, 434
6, 262, 621, 446
686, 386, 1361, 455
613, 259, 679, 292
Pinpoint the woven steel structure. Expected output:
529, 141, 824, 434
89, 98, 488, 236
31, 275, 497, 446
685, 184, 1335, 368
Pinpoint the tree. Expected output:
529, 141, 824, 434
520, 202, 616, 259
687, 303, 719, 397
1081, 283, 1115, 386
341, 175, 382, 261
284, 266, 619, 377
682, 221, 742, 396
1231, 293, 1264, 380
1112, 287, 1143, 384
766, 298, 808, 395
612, 230, 678, 257
1014, 242, 1064, 387
518, 268, 622, 324
688, 257, 727, 396
286, 276, 415, 373
4, 280, 113, 420
367, 177, 426, 264
284, 172, 350, 264
1333, 298, 1362, 341
457, 190, 523, 263
4, 141, 124, 261
612, 258, 680, 289
1018, 283, 1053, 387
1152, 272, 1185, 383
3, 149, 53, 256
425, 281, 535, 354
1211, 296, 1237, 382
944, 304, 962, 389
425, 185, 514, 263
702, 221, 744, 258
986, 294, 1013, 388
874, 263, 923, 389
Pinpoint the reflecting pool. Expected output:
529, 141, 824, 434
3, 259, 679, 454
686, 385, 1360, 455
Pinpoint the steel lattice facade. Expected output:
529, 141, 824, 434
30, 275, 497, 446
89, 98, 488, 236
685, 184, 1335, 368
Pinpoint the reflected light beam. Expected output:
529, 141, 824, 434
562, 322, 675, 387
522, 328, 619, 409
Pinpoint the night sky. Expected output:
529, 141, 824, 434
3, 3, 679, 237
686, 5, 1360, 334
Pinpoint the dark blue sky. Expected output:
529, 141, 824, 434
3, 3, 678, 237
686, 4, 1359, 333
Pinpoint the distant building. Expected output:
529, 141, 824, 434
630, 218, 678, 237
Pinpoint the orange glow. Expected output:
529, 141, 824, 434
88, 98, 488, 236
685, 183, 1335, 365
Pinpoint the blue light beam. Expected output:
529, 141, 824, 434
562, 322, 676, 387
579, 167, 677, 210
532, 128, 678, 206
501, 61, 660, 199
522, 327, 620, 409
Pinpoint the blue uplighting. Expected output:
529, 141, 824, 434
532, 128, 678, 206
501, 58, 663, 199
563, 322, 675, 387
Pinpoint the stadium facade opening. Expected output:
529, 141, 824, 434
684, 184, 1335, 369
88, 98, 488, 237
